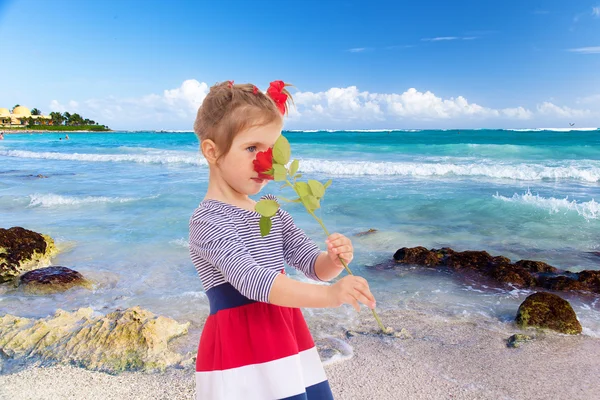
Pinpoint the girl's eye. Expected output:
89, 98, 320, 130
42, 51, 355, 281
246, 146, 257, 153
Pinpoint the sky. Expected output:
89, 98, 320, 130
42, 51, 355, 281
1, 0, 599, 130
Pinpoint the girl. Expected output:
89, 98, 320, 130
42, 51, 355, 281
189, 81, 376, 400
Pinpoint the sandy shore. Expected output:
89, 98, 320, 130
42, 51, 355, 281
1, 308, 599, 400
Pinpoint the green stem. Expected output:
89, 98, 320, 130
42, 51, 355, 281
285, 179, 388, 333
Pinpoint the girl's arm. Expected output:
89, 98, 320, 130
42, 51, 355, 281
268, 273, 376, 311
313, 252, 344, 281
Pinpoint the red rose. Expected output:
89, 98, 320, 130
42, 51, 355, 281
253, 148, 274, 180
267, 80, 288, 115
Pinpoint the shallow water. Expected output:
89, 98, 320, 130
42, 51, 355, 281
1, 129, 599, 359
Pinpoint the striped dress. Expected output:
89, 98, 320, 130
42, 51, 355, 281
189, 194, 334, 400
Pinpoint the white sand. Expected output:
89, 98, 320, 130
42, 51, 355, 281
1, 309, 599, 400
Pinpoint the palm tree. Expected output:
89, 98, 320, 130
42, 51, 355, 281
31, 108, 41, 115
13, 104, 20, 112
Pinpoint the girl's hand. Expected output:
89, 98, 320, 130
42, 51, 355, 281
327, 275, 376, 312
326, 233, 353, 269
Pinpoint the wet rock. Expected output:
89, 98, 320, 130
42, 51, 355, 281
488, 264, 537, 287
507, 333, 532, 348
390, 246, 600, 294
0, 306, 191, 373
354, 228, 378, 237
446, 250, 493, 271
515, 292, 582, 335
394, 246, 443, 266
19, 266, 92, 294
578, 270, 600, 292
0, 227, 58, 283
515, 260, 558, 273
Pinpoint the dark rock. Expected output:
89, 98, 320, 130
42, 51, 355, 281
394, 246, 442, 266
538, 275, 586, 291
515, 292, 582, 334
355, 228, 378, 237
578, 270, 600, 292
515, 260, 558, 273
19, 266, 91, 294
488, 264, 537, 287
446, 250, 493, 271
0, 227, 58, 283
507, 333, 532, 348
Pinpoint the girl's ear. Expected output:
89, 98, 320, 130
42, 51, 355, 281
201, 139, 219, 165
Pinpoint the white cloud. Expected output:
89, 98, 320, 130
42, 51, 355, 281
347, 48, 367, 53
568, 46, 600, 54
536, 102, 592, 118
421, 36, 477, 42
593, 7, 600, 17
577, 94, 600, 104
47, 80, 599, 130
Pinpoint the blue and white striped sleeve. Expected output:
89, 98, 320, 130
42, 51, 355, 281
279, 208, 324, 281
189, 210, 280, 303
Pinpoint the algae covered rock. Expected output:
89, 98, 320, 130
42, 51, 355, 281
0, 227, 58, 283
19, 266, 92, 294
0, 306, 191, 373
515, 292, 582, 335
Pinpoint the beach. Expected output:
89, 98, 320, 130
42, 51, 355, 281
1, 130, 599, 399
1, 308, 599, 400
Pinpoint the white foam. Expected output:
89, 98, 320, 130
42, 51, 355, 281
493, 189, 599, 220
169, 238, 190, 248
28, 193, 149, 207
506, 127, 598, 132
299, 159, 600, 182
0, 149, 206, 166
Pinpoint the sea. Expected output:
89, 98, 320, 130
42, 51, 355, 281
1, 128, 599, 360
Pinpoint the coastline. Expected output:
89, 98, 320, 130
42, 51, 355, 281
1, 308, 598, 400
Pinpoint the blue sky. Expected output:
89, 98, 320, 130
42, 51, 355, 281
1, 0, 599, 130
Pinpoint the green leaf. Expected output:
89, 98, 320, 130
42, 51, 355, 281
273, 164, 287, 181
259, 216, 272, 237
294, 174, 303, 179
273, 135, 291, 165
289, 159, 299, 176
323, 179, 332, 189
294, 181, 311, 197
301, 195, 320, 211
308, 180, 325, 199
255, 199, 279, 217
277, 196, 302, 203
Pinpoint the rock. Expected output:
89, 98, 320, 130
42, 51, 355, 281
394, 246, 443, 266
488, 263, 537, 287
446, 250, 494, 271
507, 333, 532, 348
515, 260, 558, 273
515, 292, 582, 335
19, 266, 92, 294
388, 246, 600, 295
0, 306, 191, 373
578, 270, 600, 292
0, 227, 58, 283
355, 228, 378, 237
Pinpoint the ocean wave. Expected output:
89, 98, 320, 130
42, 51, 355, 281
169, 238, 190, 248
300, 159, 600, 182
505, 127, 598, 132
0, 149, 206, 166
28, 193, 151, 207
493, 190, 599, 220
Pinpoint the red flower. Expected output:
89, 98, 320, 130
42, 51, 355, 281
253, 148, 274, 180
267, 80, 288, 115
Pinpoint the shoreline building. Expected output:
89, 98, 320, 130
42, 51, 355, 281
0, 106, 52, 127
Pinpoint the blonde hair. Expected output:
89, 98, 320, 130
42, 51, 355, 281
194, 81, 293, 162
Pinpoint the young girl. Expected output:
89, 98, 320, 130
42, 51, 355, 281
189, 81, 376, 400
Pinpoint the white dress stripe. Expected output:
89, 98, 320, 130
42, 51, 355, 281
195, 346, 327, 400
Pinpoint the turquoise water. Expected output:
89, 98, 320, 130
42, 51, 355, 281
1, 129, 599, 351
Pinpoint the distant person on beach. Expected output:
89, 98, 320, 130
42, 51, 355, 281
189, 81, 374, 400
0, 132, 4, 140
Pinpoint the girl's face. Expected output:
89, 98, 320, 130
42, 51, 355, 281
217, 120, 282, 196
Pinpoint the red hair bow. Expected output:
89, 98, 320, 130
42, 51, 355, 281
267, 80, 288, 115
